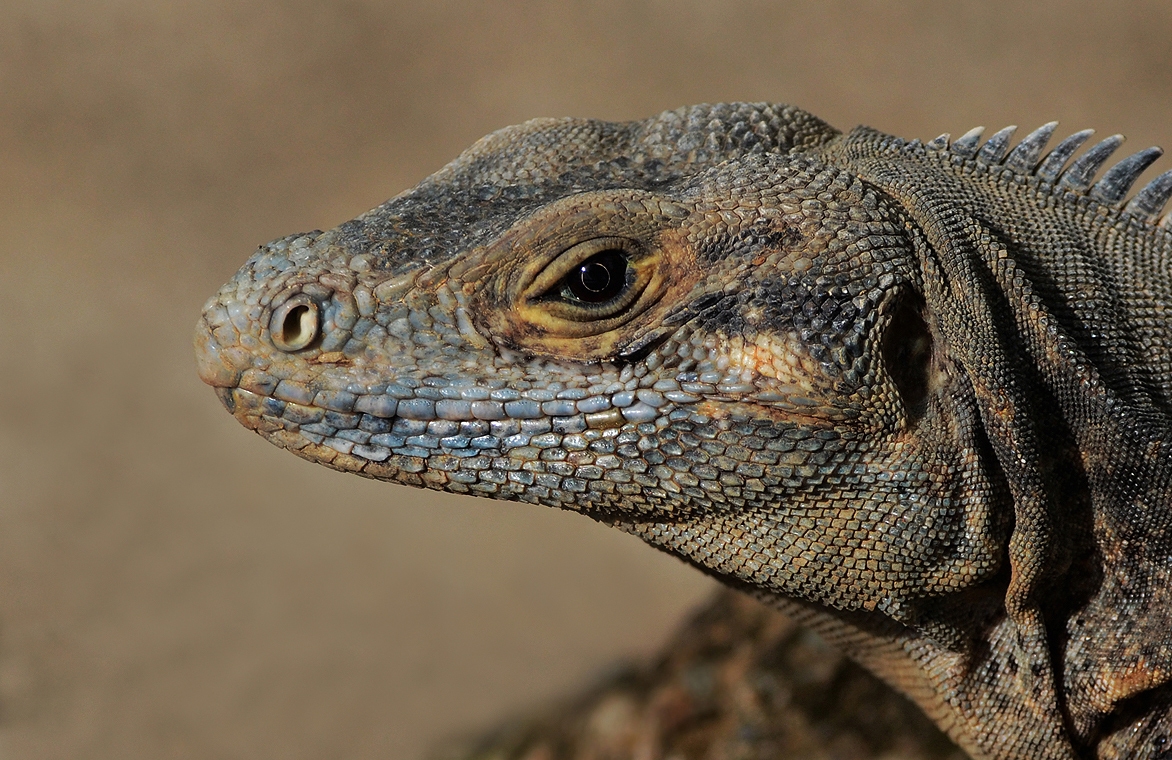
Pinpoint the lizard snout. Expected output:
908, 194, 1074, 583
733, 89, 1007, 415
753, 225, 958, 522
193, 312, 246, 389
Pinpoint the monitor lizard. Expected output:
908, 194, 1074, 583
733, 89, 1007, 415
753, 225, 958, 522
194, 103, 1172, 759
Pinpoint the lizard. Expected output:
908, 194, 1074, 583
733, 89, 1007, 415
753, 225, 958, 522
194, 102, 1172, 759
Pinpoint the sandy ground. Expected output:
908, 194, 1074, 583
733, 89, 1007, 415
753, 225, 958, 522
2, 2, 1171, 758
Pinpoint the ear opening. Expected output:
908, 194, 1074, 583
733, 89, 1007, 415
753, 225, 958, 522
880, 294, 933, 422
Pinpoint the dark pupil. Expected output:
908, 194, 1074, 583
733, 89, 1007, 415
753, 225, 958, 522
565, 249, 628, 303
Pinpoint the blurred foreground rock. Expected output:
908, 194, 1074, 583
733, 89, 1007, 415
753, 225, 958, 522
432, 590, 965, 760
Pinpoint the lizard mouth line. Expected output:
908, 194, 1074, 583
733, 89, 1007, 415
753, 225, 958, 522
214, 382, 679, 467
218, 380, 846, 473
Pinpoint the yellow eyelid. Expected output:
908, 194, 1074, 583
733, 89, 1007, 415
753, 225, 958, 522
515, 250, 665, 335
525, 237, 643, 299
470, 190, 702, 361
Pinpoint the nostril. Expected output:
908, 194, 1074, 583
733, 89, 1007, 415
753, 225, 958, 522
283, 305, 312, 343
270, 295, 320, 352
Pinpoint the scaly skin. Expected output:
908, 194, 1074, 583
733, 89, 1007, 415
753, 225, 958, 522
195, 103, 1172, 759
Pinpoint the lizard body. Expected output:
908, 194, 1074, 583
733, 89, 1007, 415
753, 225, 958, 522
195, 103, 1172, 759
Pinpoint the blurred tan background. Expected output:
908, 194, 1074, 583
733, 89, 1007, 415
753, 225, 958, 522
2, 2, 1171, 758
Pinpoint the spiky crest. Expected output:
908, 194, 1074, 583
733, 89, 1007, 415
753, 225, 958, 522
938, 120, 1172, 227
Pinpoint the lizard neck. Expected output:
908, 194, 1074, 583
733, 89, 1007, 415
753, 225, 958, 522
623, 517, 1078, 760
821, 131, 1172, 756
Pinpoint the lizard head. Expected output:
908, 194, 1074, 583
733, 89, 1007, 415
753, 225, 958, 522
195, 103, 1007, 629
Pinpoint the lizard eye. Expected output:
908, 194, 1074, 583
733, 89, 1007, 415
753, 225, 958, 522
477, 191, 701, 356
535, 237, 643, 321
561, 248, 629, 304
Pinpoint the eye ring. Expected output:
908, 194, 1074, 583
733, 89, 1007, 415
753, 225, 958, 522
270, 294, 320, 352
526, 236, 647, 324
